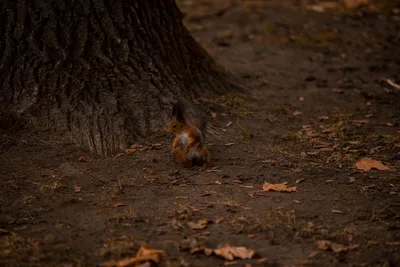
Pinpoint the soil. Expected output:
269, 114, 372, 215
1, 0, 400, 266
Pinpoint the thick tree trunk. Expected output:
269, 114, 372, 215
0, 0, 240, 155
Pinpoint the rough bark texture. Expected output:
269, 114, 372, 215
0, 0, 239, 155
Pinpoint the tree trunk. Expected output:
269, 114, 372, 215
0, 0, 240, 155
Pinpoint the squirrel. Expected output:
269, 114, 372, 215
167, 98, 212, 167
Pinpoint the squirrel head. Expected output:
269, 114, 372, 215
167, 99, 187, 134
167, 117, 186, 134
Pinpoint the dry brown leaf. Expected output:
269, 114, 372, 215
113, 203, 127, 207
187, 219, 210, 230
215, 180, 222, 185
352, 119, 369, 126
225, 121, 233, 127
293, 111, 303, 116
307, 2, 338, 12
224, 261, 238, 266
78, 156, 86, 162
344, 0, 369, 9
308, 251, 319, 258
295, 178, 305, 184
224, 143, 235, 146
135, 246, 165, 262
318, 116, 330, 120
247, 234, 257, 239
331, 209, 345, 214
315, 240, 359, 253
214, 242, 256, 261
211, 112, 217, 120
215, 217, 224, 224
125, 148, 137, 154
100, 245, 165, 267
74, 186, 81, 193
348, 177, 356, 183
0, 228, 10, 234
190, 244, 213, 256
262, 182, 297, 193
386, 241, 400, 246
239, 185, 254, 189
354, 158, 390, 171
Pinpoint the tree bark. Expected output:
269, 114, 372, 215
0, 0, 240, 155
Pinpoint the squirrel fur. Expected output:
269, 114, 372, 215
167, 98, 212, 167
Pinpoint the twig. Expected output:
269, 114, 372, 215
71, 164, 107, 184
384, 78, 400, 90
117, 177, 123, 191
33, 136, 58, 149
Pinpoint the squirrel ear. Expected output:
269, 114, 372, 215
172, 100, 186, 123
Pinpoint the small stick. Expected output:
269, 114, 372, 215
71, 164, 106, 184
33, 136, 57, 149
384, 78, 400, 90
117, 177, 123, 191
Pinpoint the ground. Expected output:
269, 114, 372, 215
1, 0, 400, 266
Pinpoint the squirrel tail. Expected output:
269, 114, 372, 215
171, 98, 208, 140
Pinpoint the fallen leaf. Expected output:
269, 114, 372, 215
239, 185, 254, 189
348, 177, 356, 183
201, 191, 217, 196
187, 219, 210, 230
293, 111, 303, 116
100, 245, 165, 266
125, 148, 137, 154
262, 182, 297, 193
308, 251, 319, 258
247, 234, 257, 238
215, 180, 222, 185
114, 203, 127, 207
352, 119, 369, 126
307, 2, 338, 12
331, 209, 345, 214
344, 0, 369, 9
386, 122, 394, 127
299, 96, 305, 101
293, 200, 301, 204
224, 261, 238, 266
0, 228, 10, 234
295, 178, 305, 184
211, 112, 217, 120
362, 184, 377, 191
206, 169, 221, 173
214, 242, 256, 261
354, 158, 390, 171
315, 240, 359, 253
74, 186, 81, 193
326, 179, 334, 183
224, 143, 235, 146
215, 217, 224, 224
225, 121, 233, 127
190, 244, 213, 256
78, 156, 86, 162
318, 116, 330, 120
386, 241, 400, 246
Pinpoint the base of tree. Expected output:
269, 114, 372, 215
0, 0, 244, 155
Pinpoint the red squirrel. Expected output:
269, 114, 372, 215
167, 99, 212, 167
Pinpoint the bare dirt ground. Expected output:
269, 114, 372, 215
1, 0, 400, 266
